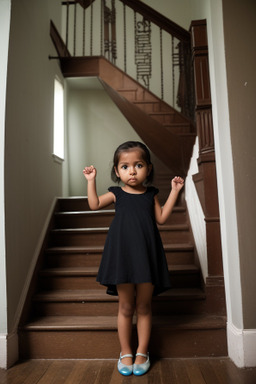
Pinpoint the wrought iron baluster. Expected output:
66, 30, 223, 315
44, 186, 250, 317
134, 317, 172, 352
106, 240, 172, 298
90, 1, 93, 55
73, 2, 77, 56
160, 28, 163, 99
104, 1, 110, 60
172, 35, 175, 107
101, 0, 103, 55
134, 15, 152, 89
111, 0, 117, 63
134, 11, 138, 82
123, 3, 127, 72
83, 6, 86, 55
66, 1, 70, 48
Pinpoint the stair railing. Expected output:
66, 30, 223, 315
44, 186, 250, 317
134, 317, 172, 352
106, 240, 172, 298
61, 0, 194, 120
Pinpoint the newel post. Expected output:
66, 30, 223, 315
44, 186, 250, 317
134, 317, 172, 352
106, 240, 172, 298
190, 20, 223, 278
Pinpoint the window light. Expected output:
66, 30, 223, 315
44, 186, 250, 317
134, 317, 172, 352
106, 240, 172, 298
53, 78, 64, 160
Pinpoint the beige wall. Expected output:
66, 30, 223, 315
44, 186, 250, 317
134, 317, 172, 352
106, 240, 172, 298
222, 0, 256, 329
4, 0, 63, 332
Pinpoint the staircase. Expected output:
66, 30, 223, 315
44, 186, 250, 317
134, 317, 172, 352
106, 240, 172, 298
60, 55, 195, 177
19, 196, 227, 359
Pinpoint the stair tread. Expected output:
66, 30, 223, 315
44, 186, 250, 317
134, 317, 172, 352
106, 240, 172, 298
55, 206, 185, 215
21, 314, 226, 331
51, 224, 190, 232
55, 210, 115, 216
45, 243, 194, 254
33, 288, 205, 302
40, 264, 199, 276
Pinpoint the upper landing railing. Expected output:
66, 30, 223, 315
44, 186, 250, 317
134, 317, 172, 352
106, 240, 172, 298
61, 0, 195, 120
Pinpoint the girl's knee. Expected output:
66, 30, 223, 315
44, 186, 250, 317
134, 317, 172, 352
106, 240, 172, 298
119, 302, 135, 318
136, 301, 152, 316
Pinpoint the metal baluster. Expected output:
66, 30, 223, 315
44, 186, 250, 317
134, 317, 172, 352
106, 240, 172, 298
160, 28, 163, 100
134, 11, 138, 82
90, 1, 93, 55
101, 0, 103, 56
66, 1, 69, 49
172, 35, 175, 107
73, 2, 77, 56
111, 0, 117, 63
83, 6, 86, 55
123, 3, 127, 72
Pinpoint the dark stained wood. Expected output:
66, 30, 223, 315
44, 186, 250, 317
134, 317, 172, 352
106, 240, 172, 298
2, 358, 256, 384
50, 21, 71, 58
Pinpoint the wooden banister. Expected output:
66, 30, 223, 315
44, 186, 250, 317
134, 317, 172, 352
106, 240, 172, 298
119, 0, 190, 42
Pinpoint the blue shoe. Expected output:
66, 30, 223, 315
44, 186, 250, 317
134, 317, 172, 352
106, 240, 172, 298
133, 352, 150, 376
117, 353, 133, 376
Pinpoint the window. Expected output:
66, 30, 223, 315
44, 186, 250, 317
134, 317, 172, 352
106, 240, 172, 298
53, 78, 64, 160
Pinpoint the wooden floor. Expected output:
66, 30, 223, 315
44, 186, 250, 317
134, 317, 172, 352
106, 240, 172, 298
1, 358, 256, 384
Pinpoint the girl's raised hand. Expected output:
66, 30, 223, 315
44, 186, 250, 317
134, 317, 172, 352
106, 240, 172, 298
171, 176, 185, 192
83, 165, 97, 181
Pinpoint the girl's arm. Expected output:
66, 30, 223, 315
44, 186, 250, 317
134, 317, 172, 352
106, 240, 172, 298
154, 176, 184, 225
83, 166, 115, 210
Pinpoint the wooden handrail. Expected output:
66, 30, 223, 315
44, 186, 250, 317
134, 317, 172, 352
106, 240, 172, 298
62, 0, 96, 9
119, 0, 190, 42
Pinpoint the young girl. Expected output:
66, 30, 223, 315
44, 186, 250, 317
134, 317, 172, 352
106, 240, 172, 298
83, 141, 184, 376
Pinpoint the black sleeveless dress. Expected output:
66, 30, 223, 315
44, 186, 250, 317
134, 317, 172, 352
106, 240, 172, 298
96, 186, 171, 296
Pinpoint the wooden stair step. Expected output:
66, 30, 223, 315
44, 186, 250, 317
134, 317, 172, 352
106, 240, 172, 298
40, 264, 199, 276
50, 224, 191, 246
38, 264, 200, 290
19, 314, 227, 359
32, 288, 207, 317
54, 209, 115, 228
21, 314, 225, 332
45, 243, 194, 254
33, 288, 205, 302
45, 244, 195, 268
54, 206, 187, 227
57, 197, 90, 212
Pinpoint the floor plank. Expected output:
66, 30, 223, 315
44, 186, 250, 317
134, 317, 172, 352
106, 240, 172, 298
1, 358, 256, 384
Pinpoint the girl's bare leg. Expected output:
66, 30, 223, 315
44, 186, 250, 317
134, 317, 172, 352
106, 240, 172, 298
135, 283, 154, 364
117, 284, 135, 365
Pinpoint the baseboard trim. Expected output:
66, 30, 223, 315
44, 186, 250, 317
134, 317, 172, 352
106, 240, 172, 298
0, 332, 18, 369
227, 322, 256, 367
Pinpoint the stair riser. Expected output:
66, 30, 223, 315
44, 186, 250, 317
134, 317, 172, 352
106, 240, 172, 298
51, 230, 190, 247
33, 301, 119, 317
54, 214, 114, 229
58, 199, 90, 212
46, 253, 103, 268
39, 273, 200, 291
33, 299, 214, 317
45, 250, 194, 268
160, 230, 190, 243
19, 328, 227, 359
51, 232, 108, 247
54, 211, 187, 228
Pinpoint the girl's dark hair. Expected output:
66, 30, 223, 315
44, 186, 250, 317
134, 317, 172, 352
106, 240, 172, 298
111, 141, 154, 184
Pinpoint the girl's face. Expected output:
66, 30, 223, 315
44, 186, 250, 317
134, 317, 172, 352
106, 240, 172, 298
114, 149, 152, 188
